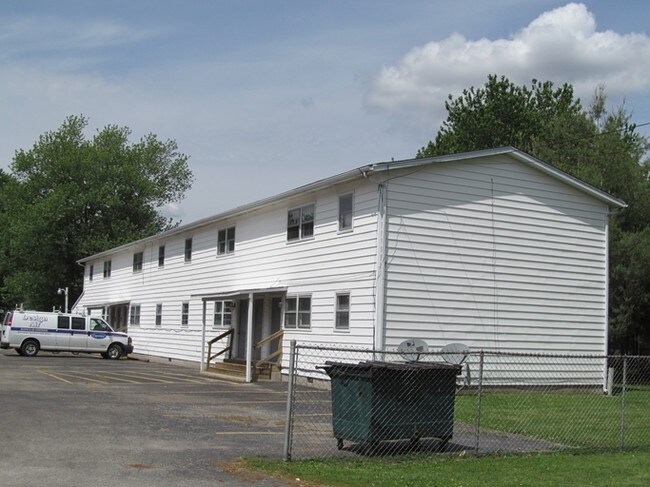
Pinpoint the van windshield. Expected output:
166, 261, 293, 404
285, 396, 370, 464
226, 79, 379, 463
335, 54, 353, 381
90, 318, 113, 332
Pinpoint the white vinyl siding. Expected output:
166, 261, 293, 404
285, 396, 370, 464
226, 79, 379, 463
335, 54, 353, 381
382, 155, 609, 355
76, 181, 379, 362
74, 152, 615, 367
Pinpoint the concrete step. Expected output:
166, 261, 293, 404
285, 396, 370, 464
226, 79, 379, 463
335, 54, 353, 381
206, 360, 277, 381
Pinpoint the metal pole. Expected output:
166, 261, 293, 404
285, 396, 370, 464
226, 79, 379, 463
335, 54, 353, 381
620, 356, 627, 452
474, 351, 484, 454
64, 287, 68, 313
283, 340, 297, 462
245, 292, 254, 383
200, 300, 207, 372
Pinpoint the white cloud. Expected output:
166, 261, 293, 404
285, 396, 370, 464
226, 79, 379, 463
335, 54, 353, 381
366, 2, 650, 122
0, 16, 159, 58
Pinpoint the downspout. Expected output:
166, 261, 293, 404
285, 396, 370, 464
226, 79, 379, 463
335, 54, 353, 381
603, 213, 610, 392
245, 292, 254, 383
373, 181, 389, 351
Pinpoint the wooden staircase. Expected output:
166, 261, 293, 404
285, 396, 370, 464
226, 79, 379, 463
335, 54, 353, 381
206, 358, 279, 381
204, 328, 283, 382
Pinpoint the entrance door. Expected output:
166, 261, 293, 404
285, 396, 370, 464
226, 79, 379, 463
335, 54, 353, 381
108, 304, 129, 332
236, 298, 264, 359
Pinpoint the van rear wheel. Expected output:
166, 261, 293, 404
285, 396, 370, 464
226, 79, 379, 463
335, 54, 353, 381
106, 344, 123, 360
15, 348, 25, 356
21, 339, 40, 357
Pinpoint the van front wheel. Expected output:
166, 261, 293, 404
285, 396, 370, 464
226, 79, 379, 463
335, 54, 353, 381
21, 339, 40, 357
107, 344, 123, 360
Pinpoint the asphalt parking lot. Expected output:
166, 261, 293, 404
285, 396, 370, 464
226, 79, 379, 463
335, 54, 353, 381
0, 350, 291, 486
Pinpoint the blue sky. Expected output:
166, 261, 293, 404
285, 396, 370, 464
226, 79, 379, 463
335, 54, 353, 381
2, 1, 649, 223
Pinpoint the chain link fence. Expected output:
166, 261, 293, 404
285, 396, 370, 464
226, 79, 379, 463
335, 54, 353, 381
282, 341, 650, 460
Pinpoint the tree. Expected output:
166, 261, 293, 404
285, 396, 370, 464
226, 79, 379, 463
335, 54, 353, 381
0, 169, 15, 311
1, 115, 193, 311
418, 75, 650, 354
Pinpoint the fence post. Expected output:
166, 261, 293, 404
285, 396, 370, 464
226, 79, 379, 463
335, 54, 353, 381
474, 351, 484, 454
283, 340, 297, 462
620, 356, 627, 452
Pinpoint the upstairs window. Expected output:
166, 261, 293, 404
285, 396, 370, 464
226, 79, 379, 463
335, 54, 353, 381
284, 295, 311, 329
103, 260, 112, 278
133, 252, 143, 272
339, 193, 353, 231
335, 293, 350, 330
213, 301, 233, 327
184, 238, 193, 262
217, 227, 236, 255
181, 302, 189, 326
89, 265, 94, 282
158, 245, 165, 267
287, 204, 314, 241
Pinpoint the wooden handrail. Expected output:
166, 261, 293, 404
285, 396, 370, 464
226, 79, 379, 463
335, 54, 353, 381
254, 328, 284, 350
206, 328, 234, 368
254, 329, 284, 371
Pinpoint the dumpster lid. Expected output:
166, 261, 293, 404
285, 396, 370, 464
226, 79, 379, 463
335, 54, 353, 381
322, 360, 461, 371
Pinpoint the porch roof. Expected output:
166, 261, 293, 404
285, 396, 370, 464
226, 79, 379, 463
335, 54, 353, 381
192, 287, 287, 302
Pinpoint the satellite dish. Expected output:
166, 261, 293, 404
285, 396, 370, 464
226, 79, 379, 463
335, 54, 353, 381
397, 339, 429, 362
440, 342, 470, 365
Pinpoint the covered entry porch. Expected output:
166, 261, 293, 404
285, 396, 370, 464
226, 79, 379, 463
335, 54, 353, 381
85, 302, 130, 332
198, 287, 286, 382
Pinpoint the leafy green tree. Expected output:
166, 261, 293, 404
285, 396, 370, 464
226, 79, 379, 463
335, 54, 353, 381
419, 75, 650, 354
1, 115, 193, 311
0, 169, 14, 311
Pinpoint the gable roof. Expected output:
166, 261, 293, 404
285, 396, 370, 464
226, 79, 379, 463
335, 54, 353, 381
78, 147, 626, 263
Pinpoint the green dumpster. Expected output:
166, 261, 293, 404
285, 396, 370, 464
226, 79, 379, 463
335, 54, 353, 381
321, 361, 461, 450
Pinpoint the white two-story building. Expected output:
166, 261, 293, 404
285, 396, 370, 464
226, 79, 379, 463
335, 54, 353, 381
75, 147, 625, 381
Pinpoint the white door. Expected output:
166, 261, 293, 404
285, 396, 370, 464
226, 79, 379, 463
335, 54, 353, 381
68, 316, 88, 351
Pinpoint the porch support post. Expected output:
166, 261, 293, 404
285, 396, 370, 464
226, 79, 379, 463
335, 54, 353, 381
245, 292, 254, 383
200, 299, 207, 372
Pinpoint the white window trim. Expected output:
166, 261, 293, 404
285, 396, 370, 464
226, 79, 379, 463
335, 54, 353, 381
155, 304, 163, 327
133, 251, 144, 273
284, 294, 312, 330
184, 237, 193, 263
287, 202, 316, 242
217, 226, 236, 256
213, 300, 234, 328
129, 304, 141, 326
334, 292, 350, 331
338, 192, 354, 233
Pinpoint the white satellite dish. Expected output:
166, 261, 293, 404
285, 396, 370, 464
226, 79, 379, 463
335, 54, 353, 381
397, 339, 429, 362
440, 342, 470, 365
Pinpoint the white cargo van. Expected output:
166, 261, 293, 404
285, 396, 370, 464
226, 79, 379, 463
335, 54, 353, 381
0, 310, 133, 359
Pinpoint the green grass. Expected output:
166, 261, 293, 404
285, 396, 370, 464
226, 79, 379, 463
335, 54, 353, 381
454, 386, 650, 449
238, 387, 649, 486
243, 451, 650, 486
